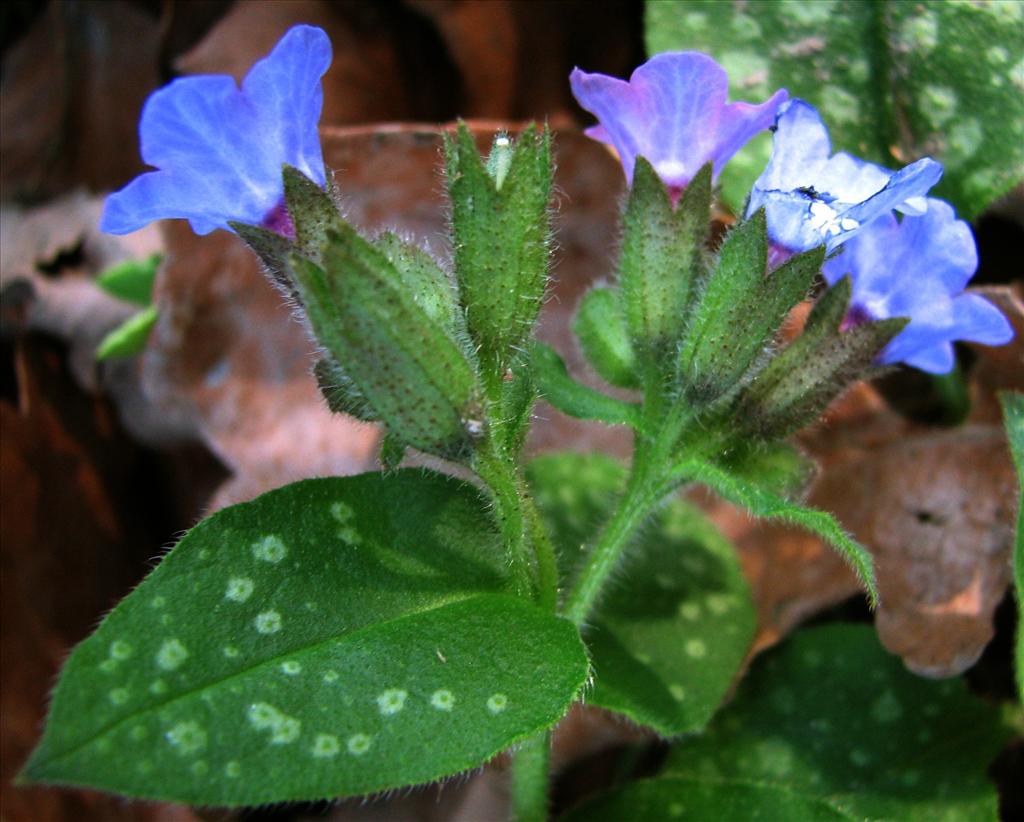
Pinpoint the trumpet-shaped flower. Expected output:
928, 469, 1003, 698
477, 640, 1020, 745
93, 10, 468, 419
570, 52, 787, 198
821, 198, 1013, 373
749, 99, 943, 253
100, 25, 332, 236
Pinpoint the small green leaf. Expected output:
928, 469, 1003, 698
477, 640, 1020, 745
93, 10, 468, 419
231, 222, 296, 293
24, 471, 589, 805
680, 213, 822, 403
531, 343, 640, 429
716, 441, 815, 500
563, 776, 857, 822
283, 165, 343, 264
619, 160, 711, 381
737, 277, 908, 439
373, 232, 462, 333
999, 391, 1024, 701
646, 0, 1024, 219
290, 226, 481, 459
573, 287, 640, 389
675, 459, 877, 606
661, 624, 1010, 821
446, 124, 552, 373
95, 254, 162, 306
529, 453, 756, 736
313, 357, 380, 422
95, 305, 159, 360
378, 431, 406, 471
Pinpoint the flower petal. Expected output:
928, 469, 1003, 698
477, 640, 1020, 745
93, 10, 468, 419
100, 25, 332, 236
572, 52, 786, 189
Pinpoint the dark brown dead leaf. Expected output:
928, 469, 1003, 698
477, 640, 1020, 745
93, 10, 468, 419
0, 1, 159, 200
1, 337, 202, 822
175, 0, 413, 126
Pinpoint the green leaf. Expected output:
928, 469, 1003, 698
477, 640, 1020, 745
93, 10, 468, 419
531, 343, 640, 429
645, 0, 1024, 219
373, 231, 463, 334
95, 253, 161, 305
528, 453, 756, 736
446, 124, 552, 372
999, 391, 1024, 701
618, 160, 711, 380
95, 305, 159, 360
679, 213, 822, 403
283, 165, 344, 264
313, 357, 380, 422
291, 225, 481, 459
231, 222, 296, 293
563, 776, 857, 822
715, 440, 815, 500
660, 624, 1010, 821
24, 471, 589, 805
573, 286, 640, 389
675, 459, 877, 606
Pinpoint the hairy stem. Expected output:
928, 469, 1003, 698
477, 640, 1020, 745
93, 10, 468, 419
510, 730, 552, 822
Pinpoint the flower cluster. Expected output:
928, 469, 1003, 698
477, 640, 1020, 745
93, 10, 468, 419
570, 53, 1011, 374
102, 29, 1012, 376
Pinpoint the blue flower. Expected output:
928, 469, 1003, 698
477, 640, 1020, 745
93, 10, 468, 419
100, 25, 332, 236
570, 53, 787, 199
821, 198, 1014, 373
748, 99, 943, 253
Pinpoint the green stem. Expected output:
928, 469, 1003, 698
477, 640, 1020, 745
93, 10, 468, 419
474, 445, 535, 600
522, 487, 559, 612
561, 400, 694, 625
510, 730, 552, 822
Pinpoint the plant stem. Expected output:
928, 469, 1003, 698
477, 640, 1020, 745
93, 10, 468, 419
474, 445, 535, 600
561, 399, 693, 625
522, 486, 559, 612
510, 730, 552, 822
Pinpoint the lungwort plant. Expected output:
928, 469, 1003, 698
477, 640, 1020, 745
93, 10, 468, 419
22, 24, 1014, 821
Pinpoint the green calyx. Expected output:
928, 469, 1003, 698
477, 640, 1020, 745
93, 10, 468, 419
445, 123, 553, 380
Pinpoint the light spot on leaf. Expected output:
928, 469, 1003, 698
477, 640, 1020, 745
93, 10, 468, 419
255, 610, 282, 634
281, 660, 302, 675
678, 602, 701, 621
149, 679, 168, 695
669, 802, 685, 817
272, 717, 301, 744
323, 670, 339, 683
899, 14, 938, 51
109, 688, 130, 706
252, 535, 287, 563
150, 596, 166, 609
330, 501, 361, 544
669, 684, 686, 702
312, 733, 341, 758
706, 593, 734, 615
431, 689, 456, 711
948, 119, 984, 157
487, 693, 508, 714
247, 702, 301, 744
870, 690, 904, 724
165, 720, 207, 754
225, 577, 254, 602
685, 639, 707, 659
99, 659, 118, 673
156, 639, 189, 670
109, 640, 133, 660
223, 645, 240, 658
377, 688, 408, 715
248, 702, 283, 730
225, 761, 242, 778
850, 748, 872, 767
347, 733, 372, 755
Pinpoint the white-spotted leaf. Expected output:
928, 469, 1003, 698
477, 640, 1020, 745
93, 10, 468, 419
24, 471, 589, 804
529, 452, 756, 736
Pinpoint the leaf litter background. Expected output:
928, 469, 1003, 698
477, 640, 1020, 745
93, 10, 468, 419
1, 1, 1020, 820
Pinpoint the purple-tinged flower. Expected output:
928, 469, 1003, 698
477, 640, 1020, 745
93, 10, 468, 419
821, 198, 1013, 373
100, 25, 332, 237
570, 52, 787, 199
749, 99, 943, 254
